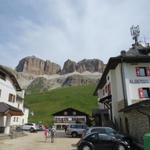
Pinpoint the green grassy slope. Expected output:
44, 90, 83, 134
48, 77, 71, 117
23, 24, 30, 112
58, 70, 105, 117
25, 85, 97, 124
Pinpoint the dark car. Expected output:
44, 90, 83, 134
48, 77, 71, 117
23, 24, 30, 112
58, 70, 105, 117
85, 127, 131, 145
77, 132, 130, 150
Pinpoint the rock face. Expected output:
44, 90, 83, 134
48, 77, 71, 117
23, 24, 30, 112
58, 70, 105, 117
61, 59, 77, 74
76, 59, 104, 73
62, 74, 99, 87
62, 59, 104, 74
16, 56, 61, 75
26, 73, 100, 94
16, 56, 104, 77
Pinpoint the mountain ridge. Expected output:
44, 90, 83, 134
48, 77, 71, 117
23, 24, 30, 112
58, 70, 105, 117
16, 56, 105, 75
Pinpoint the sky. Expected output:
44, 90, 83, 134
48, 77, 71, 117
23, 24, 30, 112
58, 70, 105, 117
0, 0, 150, 68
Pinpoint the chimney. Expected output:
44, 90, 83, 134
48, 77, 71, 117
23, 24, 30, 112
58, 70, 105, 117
121, 50, 126, 56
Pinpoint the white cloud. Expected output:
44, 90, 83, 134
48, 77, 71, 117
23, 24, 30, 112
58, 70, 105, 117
0, 0, 150, 68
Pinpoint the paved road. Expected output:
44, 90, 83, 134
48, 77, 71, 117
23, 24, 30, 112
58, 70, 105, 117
0, 131, 79, 150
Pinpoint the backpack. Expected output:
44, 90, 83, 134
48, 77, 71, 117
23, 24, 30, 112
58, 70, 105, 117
50, 128, 55, 136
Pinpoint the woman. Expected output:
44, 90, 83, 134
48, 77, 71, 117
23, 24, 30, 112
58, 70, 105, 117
44, 126, 49, 142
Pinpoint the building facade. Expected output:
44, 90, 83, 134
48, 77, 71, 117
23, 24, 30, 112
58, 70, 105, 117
52, 108, 89, 130
94, 44, 150, 143
0, 65, 29, 134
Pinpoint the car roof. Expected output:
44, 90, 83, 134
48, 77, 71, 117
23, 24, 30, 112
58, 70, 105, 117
88, 127, 113, 130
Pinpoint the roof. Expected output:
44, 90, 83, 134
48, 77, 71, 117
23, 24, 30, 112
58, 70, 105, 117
0, 102, 23, 116
0, 65, 21, 91
119, 100, 150, 112
99, 95, 112, 103
52, 107, 89, 116
94, 45, 150, 96
92, 108, 108, 116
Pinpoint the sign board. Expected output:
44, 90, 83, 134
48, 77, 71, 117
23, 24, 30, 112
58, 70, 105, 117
129, 79, 150, 84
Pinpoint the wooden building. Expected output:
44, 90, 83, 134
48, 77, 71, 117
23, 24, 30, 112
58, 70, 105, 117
52, 107, 89, 130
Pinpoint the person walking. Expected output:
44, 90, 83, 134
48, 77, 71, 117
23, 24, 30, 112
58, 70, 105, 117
44, 126, 49, 142
64, 125, 67, 133
49, 126, 56, 143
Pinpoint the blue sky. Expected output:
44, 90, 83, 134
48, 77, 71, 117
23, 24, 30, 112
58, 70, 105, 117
0, 0, 150, 68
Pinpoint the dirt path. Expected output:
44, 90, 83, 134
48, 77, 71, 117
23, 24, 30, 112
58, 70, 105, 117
0, 131, 79, 150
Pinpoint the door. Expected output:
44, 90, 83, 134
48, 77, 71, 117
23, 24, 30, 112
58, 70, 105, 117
97, 134, 115, 150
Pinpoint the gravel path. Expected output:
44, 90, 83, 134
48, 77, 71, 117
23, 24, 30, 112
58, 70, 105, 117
0, 131, 79, 150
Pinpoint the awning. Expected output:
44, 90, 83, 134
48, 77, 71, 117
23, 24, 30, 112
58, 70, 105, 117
99, 95, 112, 103
0, 102, 23, 116
92, 108, 108, 116
119, 100, 150, 112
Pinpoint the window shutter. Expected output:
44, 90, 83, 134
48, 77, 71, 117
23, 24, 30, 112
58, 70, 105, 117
146, 67, 150, 76
138, 88, 144, 98
136, 67, 140, 76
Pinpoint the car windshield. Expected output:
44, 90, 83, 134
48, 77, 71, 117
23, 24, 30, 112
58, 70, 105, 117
105, 128, 117, 134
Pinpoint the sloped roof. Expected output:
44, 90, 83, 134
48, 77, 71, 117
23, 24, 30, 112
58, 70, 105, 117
0, 102, 23, 116
94, 44, 150, 96
0, 65, 21, 91
119, 100, 150, 112
52, 107, 89, 116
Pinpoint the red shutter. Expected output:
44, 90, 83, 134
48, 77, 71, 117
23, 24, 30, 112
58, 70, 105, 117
138, 88, 144, 98
136, 67, 140, 76
146, 67, 150, 76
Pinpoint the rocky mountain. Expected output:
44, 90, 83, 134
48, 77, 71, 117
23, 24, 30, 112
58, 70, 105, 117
76, 59, 104, 73
16, 56, 104, 75
61, 59, 77, 74
16, 56, 61, 75
62, 59, 104, 74
9, 56, 104, 94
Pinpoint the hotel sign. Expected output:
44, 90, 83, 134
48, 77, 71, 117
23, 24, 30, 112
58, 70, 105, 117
129, 79, 150, 84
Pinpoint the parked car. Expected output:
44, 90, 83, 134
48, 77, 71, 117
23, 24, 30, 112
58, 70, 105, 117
77, 132, 130, 150
36, 124, 45, 131
21, 123, 38, 132
66, 124, 88, 137
85, 127, 131, 144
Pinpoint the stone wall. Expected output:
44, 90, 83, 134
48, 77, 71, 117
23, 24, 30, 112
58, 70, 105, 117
117, 100, 125, 111
122, 109, 150, 143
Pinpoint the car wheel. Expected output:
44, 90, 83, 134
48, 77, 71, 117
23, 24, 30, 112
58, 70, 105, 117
118, 144, 125, 150
30, 128, 34, 132
82, 145, 92, 150
72, 132, 77, 137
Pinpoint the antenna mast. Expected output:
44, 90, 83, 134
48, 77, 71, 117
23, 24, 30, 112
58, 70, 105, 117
130, 25, 140, 45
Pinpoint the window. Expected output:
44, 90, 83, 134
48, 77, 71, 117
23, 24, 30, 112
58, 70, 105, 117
108, 83, 111, 95
16, 117, 19, 122
107, 76, 109, 81
105, 85, 107, 93
98, 134, 112, 141
0, 89, 1, 97
91, 128, 106, 133
13, 117, 16, 122
87, 133, 98, 142
73, 111, 76, 115
139, 88, 150, 98
64, 111, 68, 115
8, 94, 16, 102
103, 89, 105, 96
136, 67, 150, 77
0, 71, 6, 80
